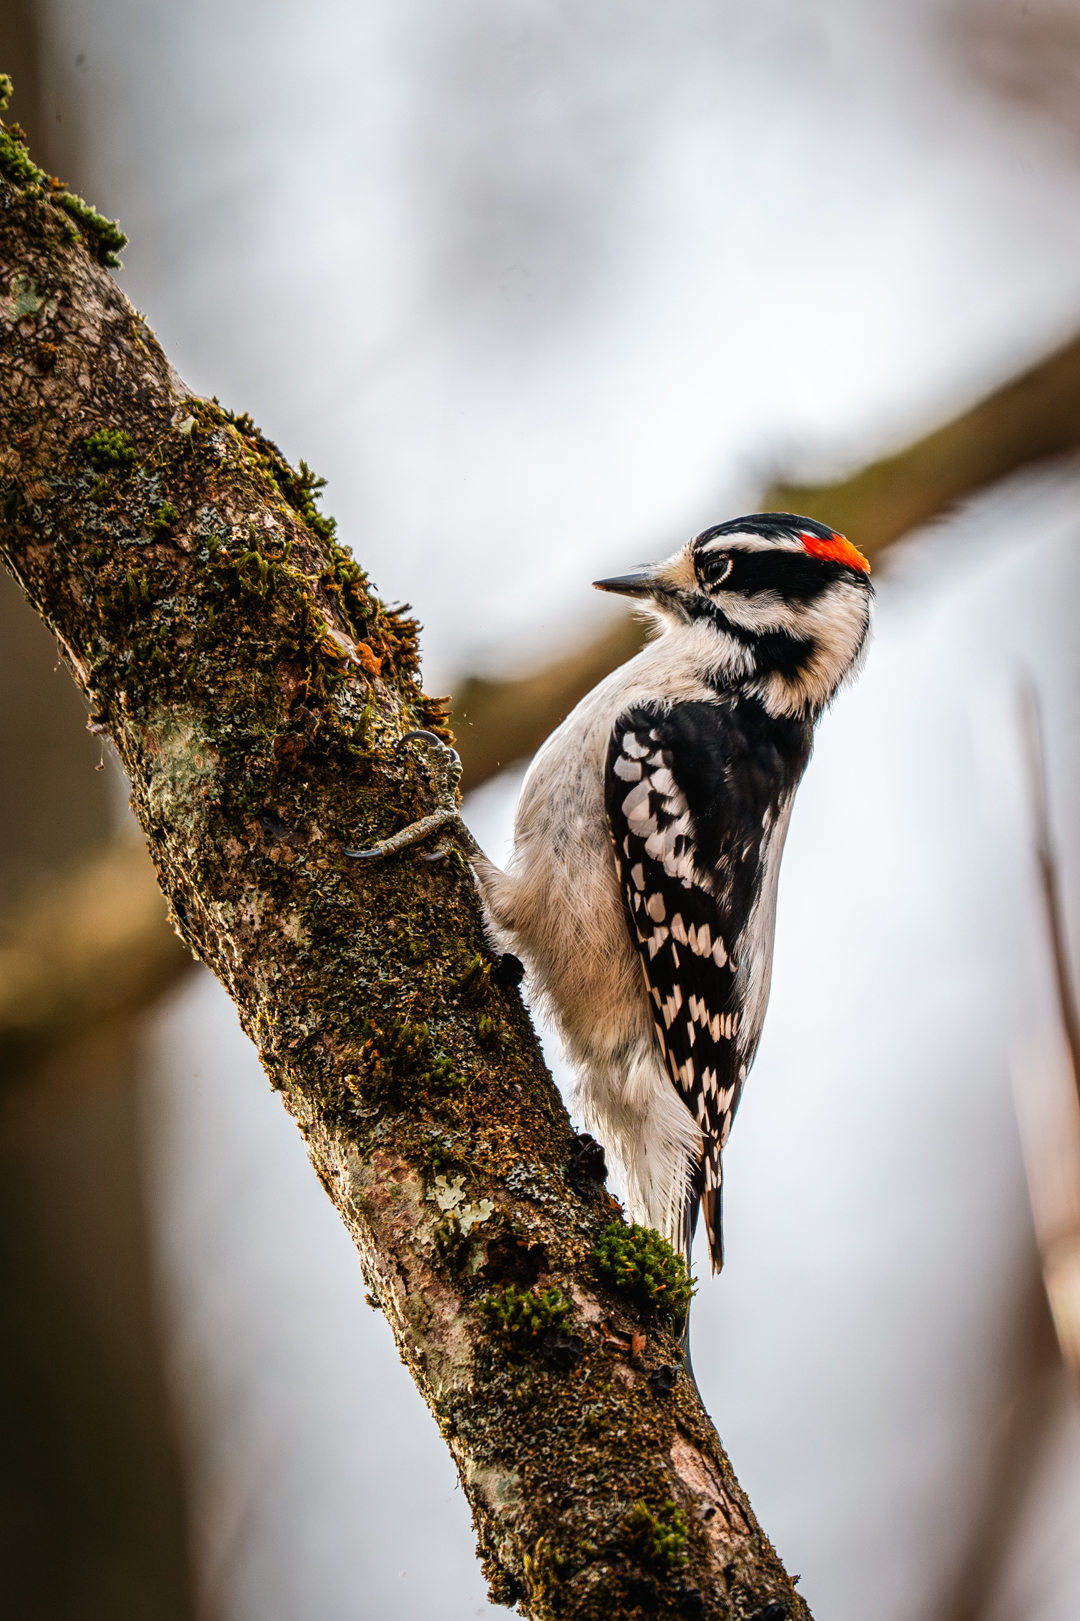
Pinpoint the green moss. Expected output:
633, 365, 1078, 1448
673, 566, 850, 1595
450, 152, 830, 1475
522, 1536, 567, 1609
476, 1011, 506, 1049
55, 192, 127, 267
381, 1016, 431, 1076
0, 81, 126, 266
427, 1051, 467, 1088
207, 402, 436, 693
481, 1283, 572, 1349
355, 1015, 468, 1110
84, 428, 137, 473
453, 952, 491, 1004
0, 120, 43, 190
149, 501, 179, 537
218, 407, 338, 544
593, 1222, 696, 1323
124, 567, 150, 605
417, 1133, 471, 1184
621, 1499, 688, 1575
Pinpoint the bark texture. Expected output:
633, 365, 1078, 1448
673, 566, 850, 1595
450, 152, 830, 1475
0, 133, 809, 1621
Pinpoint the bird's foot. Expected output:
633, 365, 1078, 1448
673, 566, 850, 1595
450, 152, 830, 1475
344, 730, 484, 863
343, 805, 461, 861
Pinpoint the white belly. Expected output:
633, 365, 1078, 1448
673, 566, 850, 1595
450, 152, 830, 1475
474, 636, 715, 1245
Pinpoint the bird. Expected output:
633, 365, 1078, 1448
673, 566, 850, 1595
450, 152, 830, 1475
349, 512, 872, 1275
468, 513, 873, 1273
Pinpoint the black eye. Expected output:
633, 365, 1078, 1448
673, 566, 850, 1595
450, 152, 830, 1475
698, 551, 733, 589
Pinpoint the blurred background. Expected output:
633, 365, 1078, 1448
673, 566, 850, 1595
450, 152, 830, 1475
3, 1, 1080, 1617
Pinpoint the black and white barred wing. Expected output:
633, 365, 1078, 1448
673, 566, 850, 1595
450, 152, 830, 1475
605, 706, 744, 1266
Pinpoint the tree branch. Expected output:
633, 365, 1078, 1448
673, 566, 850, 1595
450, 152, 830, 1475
0, 835, 193, 1072
0, 106, 808, 1620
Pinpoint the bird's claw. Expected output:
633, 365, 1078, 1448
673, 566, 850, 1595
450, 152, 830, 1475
344, 729, 477, 863
344, 806, 460, 861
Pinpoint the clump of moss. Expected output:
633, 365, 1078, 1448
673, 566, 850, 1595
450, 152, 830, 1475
593, 1222, 695, 1323
219, 407, 339, 544
149, 501, 179, 537
290, 460, 337, 544
0, 77, 127, 266
358, 1017, 466, 1105
476, 1011, 505, 1049
84, 428, 137, 473
621, 1499, 688, 1575
376, 1016, 431, 1077
523, 1536, 567, 1608
55, 191, 127, 266
453, 953, 491, 1004
0, 129, 39, 189
0, 92, 44, 190
427, 1052, 467, 1089
481, 1283, 572, 1348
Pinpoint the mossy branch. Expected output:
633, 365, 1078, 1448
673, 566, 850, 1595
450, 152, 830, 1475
0, 105, 808, 1621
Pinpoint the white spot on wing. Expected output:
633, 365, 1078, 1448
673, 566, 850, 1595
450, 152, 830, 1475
621, 780, 651, 820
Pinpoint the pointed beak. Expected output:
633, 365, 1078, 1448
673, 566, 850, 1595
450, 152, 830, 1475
592, 567, 664, 599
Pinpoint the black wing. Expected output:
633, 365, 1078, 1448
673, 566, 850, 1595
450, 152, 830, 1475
605, 697, 812, 1269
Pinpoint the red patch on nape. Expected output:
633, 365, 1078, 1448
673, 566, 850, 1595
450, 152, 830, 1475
799, 528, 871, 574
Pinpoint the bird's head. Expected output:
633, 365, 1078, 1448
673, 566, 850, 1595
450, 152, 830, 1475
594, 512, 873, 718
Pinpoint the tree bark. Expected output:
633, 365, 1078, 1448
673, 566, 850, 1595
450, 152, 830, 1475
0, 122, 809, 1621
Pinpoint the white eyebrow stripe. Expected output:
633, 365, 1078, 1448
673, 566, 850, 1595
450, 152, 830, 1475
695, 532, 806, 555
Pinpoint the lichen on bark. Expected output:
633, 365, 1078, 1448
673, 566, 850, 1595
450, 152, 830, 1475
0, 101, 810, 1621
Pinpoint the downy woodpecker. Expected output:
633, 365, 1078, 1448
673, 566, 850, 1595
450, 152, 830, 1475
473, 513, 872, 1270
350, 513, 872, 1273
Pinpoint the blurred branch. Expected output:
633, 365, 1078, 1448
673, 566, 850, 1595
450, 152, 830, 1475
1018, 684, 1080, 1377
453, 326, 1080, 793
0, 116, 808, 1620
936, 1265, 1062, 1621
1021, 685, 1080, 1111
0, 837, 193, 1073
933, 683, 1080, 1621
764, 329, 1080, 561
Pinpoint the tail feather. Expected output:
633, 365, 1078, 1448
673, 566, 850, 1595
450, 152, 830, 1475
701, 1185, 724, 1275
681, 1158, 724, 1278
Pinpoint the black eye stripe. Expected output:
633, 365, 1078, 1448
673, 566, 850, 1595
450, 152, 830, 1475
695, 546, 849, 600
